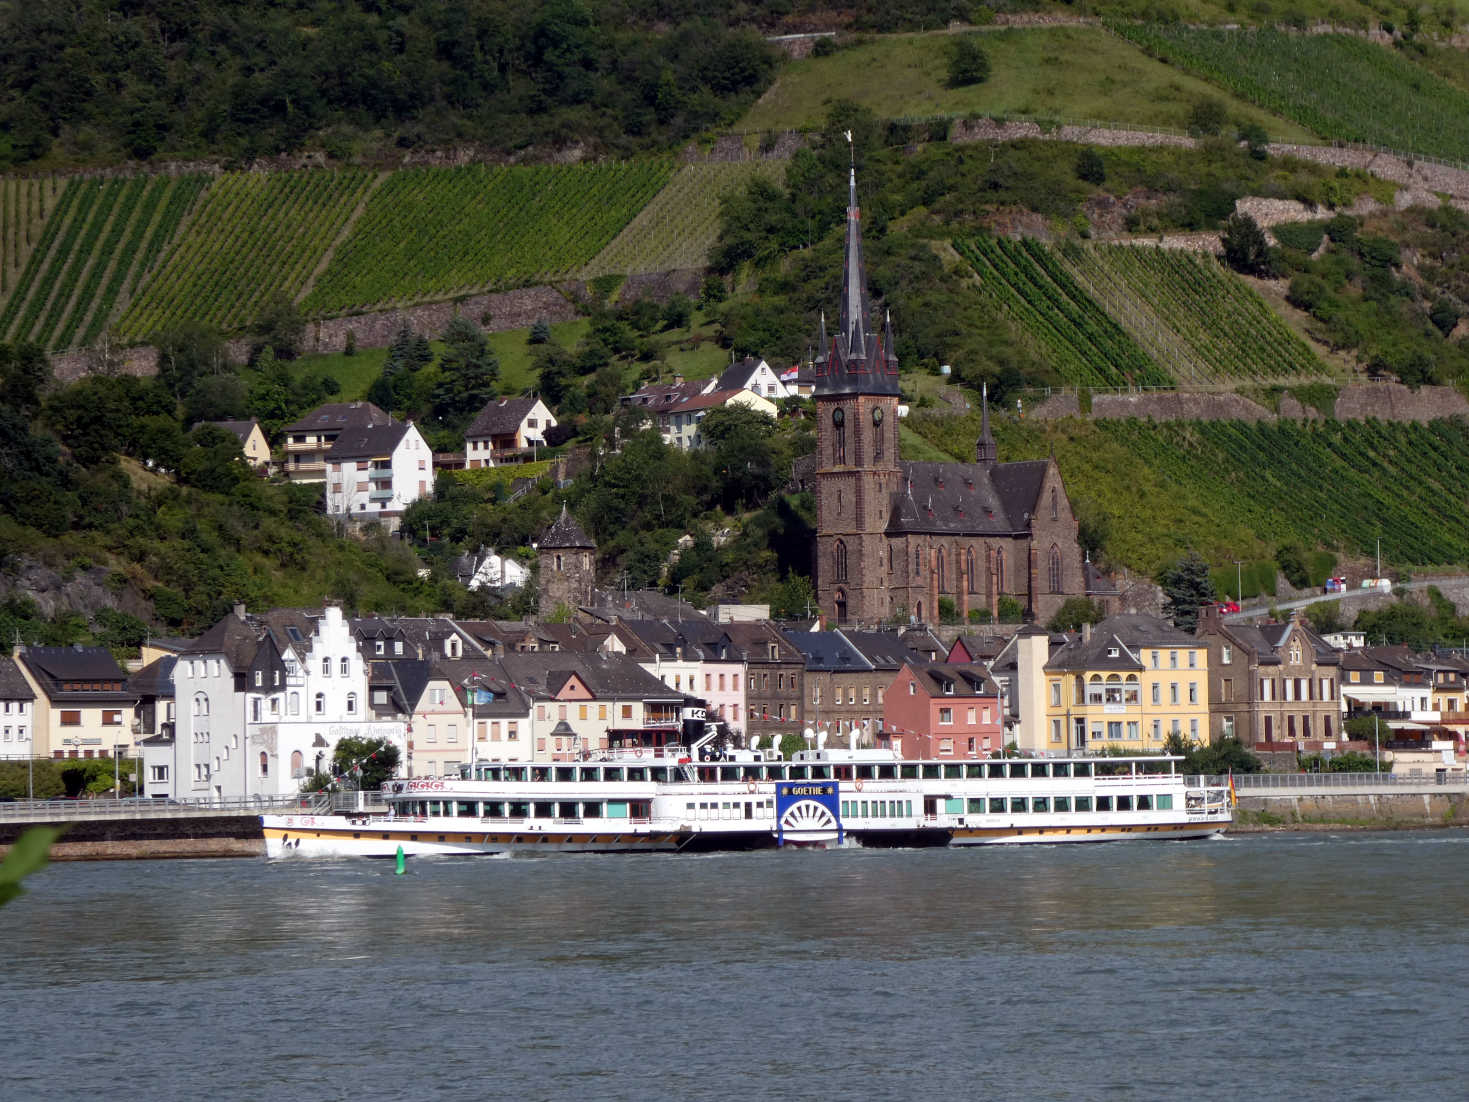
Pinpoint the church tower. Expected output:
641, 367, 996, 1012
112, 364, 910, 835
538, 504, 596, 619
813, 160, 902, 625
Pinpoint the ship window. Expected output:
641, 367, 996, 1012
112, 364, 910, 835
1137, 795, 1152, 811
533, 802, 555, 818
1053, 797, 1071, 812
457, 802, 478, 817
968, 798, 985, 813
1156, 794, 1172, 810
1033, 797, 1049, 813
1116, 795, 1133, 811
988, 798, 1005, 814
1074, 762, 1093, 778
583, 802, 602, 818
1095, 796, 1113, 812
1010, 798, 1027, 814
1075, 796, 1092, 812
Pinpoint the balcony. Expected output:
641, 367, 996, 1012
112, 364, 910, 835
368, 466, 393, 481
369, 487, 393, 502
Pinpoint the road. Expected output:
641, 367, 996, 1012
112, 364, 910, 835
1222, 575, 1465, 623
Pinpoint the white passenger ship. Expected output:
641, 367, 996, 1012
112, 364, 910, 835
263, 729, 1232, 858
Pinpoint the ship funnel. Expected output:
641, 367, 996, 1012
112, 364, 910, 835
817, 728, 830, 750
849, 730, 859, 752
749, 734, 761, 753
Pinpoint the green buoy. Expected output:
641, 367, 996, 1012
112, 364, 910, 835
395, 845, 406, 875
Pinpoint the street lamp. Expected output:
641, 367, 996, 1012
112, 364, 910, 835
1233, 560, 1245, 605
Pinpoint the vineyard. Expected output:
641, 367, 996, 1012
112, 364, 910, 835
0, 176, 65, 301
1059, 243, 1328, 382
303, 161, 673, 316
1112, 26, 1469, 163
955, 235, 1169, 388
118, 169, 375, 340
909, 413, 1469, 573
582, 160, 785, 277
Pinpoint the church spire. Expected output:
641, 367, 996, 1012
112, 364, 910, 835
976, 381, 997, 465
812, 139, 899, 397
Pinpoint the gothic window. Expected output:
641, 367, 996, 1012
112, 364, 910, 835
914, 548, 921, 577
1049, 545, 1062, 593
936, 548, 946, 594
1051, 487, 1058, 521
555, 553, 564, 571
835, 588, 848, 623
832, 408, 846, 465
290, 750, 304, 778
888, 546, 894, 574
873, 405, 885, 460
834, 540, 848, 583
966, 548, 976, 593
995, 548, 1006, 591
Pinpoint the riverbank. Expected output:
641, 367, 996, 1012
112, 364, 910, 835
1232, 791, 1469, 832
0, 815, 265, 861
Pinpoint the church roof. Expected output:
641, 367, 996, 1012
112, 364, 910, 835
540, 504, 594, 549
887, 459, 1050, 536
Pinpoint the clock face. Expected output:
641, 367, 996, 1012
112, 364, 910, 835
872, 407, 884, 425
832, 408, 844, 426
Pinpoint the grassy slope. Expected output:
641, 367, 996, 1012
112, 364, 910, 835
738, 27, 1314, 139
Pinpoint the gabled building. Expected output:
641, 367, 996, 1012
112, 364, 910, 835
437, 657, 534, 765
282, 401, 392, 483
203, 419, 271, 469
463, 396, 557, 467
657, 388, 778, 451
13, 645, 137, 760
712, 356, 792, 402
884, 661, 1002, 758
129, 654, 176, 792
0, 655, 36, 762
1195, 606, 1342, 748
1016, 614, 1210, 755
720, 621, 805, 751
324, 419, 432, 521
785, 629, 924, 745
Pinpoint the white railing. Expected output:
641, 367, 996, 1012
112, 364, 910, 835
0, 793, 330, 822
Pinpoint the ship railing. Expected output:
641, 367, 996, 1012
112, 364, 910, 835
629, 816, 652, 825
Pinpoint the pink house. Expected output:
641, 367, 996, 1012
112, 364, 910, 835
883, 662, 1002, 759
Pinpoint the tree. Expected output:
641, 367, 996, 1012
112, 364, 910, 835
1238, 122, 1270, 160
1047, 597, 1106, 632
313, 735, 401, 792
662, 293, 693, 330
1221, 212, 1273, 277
946, 34, 991, 88
1187, 97, 1228, 137
1074, 147, 1105, 185
528, 319, 552, 345
156, 322, 227, 401
1305, 601, 1344, 636
249, 291, 305, 361
432, 316, 499, 426
699, 404, 782, 511
1160, 551, 1216, 632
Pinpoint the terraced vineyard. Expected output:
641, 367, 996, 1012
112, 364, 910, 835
0, 176, 65, 300
1112, 26, 1469, 163
303, 161, 673, 315
118, 169, 376, 340
582, 160, 785, 277
1059, 243, 1328, 382
956, 235, 1169, 388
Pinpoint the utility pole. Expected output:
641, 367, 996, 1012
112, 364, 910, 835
1233, 560, 1244, 604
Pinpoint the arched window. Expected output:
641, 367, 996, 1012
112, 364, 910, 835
834, 539, 848, 583
259, 751, 269, 778
936, 548, 946, 594
193, 692, 209, 717
346, 693, 357, 715
339, 657, 349, 677
288, 692, 299, 717
916, 600, 924, 623
966, 548, 977, 593
914, 548, 921, 577
314, 692, 325, 715
888, 546, 894, 574
1124, 675, 1140, 705
1049, 545, 1062, 593
834, 588, 848, 623
555, 553, 564, 571
995, 548, 1006, 591
832, 408, 846, 464
290, 750, 304, 778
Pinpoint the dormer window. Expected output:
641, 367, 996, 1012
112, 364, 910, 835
1107, 647, 1119, 658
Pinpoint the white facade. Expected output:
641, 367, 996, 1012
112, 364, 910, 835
172, 653, 246, 802
466, 551, 529, 591
0, 697, 32, 761
662, 390, 778, 451
732, 358, 792, 401
325, 423, 432, 518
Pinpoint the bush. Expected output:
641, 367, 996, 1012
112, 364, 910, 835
946, 34, 991, 88
996, 595, 1024, 622
1187, 97, 1229, 137
1074, 147, 1106, 185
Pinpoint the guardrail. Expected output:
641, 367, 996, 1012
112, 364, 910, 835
1196, 772, 1465, 791
0, 793, 331, 822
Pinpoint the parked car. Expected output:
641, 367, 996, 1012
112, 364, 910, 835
1217, 600, 1241, 614
1325, 576, 1347, 593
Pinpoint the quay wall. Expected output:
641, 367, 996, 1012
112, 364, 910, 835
1233, 792, 1469, 832
0, 815, 264, 861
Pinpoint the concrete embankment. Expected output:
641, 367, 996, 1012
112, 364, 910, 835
1232, 792, 1469, 832
0, 815, 265, 860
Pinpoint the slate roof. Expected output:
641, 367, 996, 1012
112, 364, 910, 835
615, 619, 735, 662
841, 630, 927, 670
128, 655, 177, 699
665, 389, 756, 415
367, 659, 435, 715
784, 631, 872, 672
283, 402, 390, 434
583, 589, 708, 622
0, 656, 36, 700
719, 621, 804, 662
888, 459, 1049, 536
435, 658, 532, 718
1045, 614, 1200, 673
1224, 619, 1339, 667
713, 357, 766, 393
466, 397, 539, 438
18, 646, 135, 703
903, 661, 998, 699
204, 420, 261, 444
182, 612, 263, 668
624, 379, 707, 409
498, 651, 685, 703
540, 503, 595, 549
326, 420, 409, 461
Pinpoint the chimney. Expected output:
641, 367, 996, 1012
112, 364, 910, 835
1081, 621, 1092, 644
234, 604, 247, 621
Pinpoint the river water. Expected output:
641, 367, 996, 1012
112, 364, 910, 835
6, 831, 1465, 1101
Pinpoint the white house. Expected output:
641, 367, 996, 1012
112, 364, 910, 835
712, 356, 792, 402
464, 397, 557, 467
324, 419, 432, 521
0, 656, 35, 762
657, 389, 778, 451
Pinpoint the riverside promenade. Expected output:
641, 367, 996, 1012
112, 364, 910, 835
1218, 772, 1469, 831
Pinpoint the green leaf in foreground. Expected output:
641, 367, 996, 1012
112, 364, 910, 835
0, 826, 63, 908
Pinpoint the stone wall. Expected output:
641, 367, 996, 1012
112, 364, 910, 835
1029, 383, 1469, 425
1089, 391, 1276, 421
1333, 383, 1469, 421
1233, 792, 1469, 830
0, 814, 266, 861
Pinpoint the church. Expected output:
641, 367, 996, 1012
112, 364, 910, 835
812, 166, 1089, 627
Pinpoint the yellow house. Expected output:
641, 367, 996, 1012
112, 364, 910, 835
1022, 614, 1210, 755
